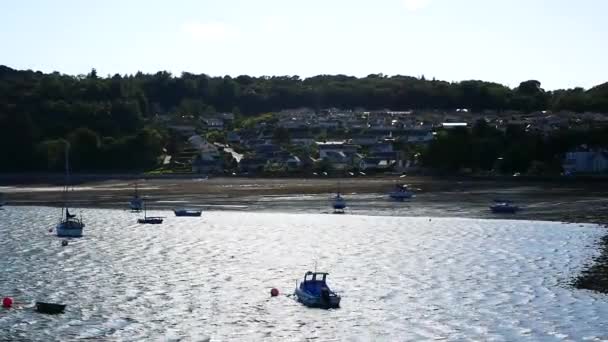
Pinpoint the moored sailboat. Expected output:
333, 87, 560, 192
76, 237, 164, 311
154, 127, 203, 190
138, 201, 163, 224
56, 143, 85, 238
129, 182, 143, 211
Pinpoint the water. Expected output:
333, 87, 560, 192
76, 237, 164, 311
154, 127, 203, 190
1, 206, 607, 341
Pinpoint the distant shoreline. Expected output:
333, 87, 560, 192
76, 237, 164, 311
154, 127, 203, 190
2, 172, 608, 186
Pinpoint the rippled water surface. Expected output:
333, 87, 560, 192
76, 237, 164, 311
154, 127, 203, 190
1, 206, 607, 341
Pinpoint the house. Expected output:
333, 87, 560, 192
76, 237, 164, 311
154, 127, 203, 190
442, 122, 468, 129
562, 149, 608, 174
168, 125, 197, 137
204, 118, 224, 131
351, 134, 380, 146
219, 112, 235, 123
255, 143, 281, 159
359, 157, 395, 171
317, 142, 359, 159
406, 130, 434, 144
318, 120, 341, 129
321, 151, 350, 170
369, 143, 394, 154
289, 130, 315, 147
286, 156, 302, 170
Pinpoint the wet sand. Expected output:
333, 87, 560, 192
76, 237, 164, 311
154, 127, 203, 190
2, 176, 607, 223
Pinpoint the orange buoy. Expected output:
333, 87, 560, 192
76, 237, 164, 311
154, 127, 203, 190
270, 288, 279, 297
2, 297, 13, 308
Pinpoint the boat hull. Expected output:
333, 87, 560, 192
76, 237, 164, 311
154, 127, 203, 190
56, 221, 84, 237
138, 218, 163, 224
295, 288, 341, 309
36, 302, 66, 314
174, 210, 202, 217
389, 192, 414, 200
490, 205, 519, 214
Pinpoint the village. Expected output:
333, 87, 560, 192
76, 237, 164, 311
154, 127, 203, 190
153, 108, 608, 177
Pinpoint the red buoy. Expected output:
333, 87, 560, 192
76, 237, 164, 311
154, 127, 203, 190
270, 288, 279, 297
2, 297, 13, 309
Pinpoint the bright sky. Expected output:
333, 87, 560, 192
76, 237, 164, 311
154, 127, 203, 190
1, 0, 607, 90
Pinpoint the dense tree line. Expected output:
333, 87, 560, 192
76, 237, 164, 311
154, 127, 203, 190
422, 121, 608, 175
1, 65, 608, 172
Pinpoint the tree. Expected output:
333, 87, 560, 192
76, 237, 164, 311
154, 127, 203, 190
68, 127, 101, 170
206, 131, 226, 144
272, 127, 290, 144
36, 139, 67, 171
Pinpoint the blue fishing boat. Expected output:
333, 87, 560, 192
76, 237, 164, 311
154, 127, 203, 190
388, 184, 414, 201
294, 271, 341, 309
331, 193, 346, 213
490, 199, 520, 214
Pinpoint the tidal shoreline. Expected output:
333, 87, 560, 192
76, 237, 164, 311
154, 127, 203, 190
2, 176, 607, 222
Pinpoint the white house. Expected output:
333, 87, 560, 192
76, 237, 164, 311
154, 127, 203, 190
406, 130, 434, 143
204, 118, 224, 131
563, 150, 608, 174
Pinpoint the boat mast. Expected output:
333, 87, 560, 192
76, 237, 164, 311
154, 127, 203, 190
62, 142, 71, 219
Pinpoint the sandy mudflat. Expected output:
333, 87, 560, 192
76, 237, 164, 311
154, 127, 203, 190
2, 176, 607, 224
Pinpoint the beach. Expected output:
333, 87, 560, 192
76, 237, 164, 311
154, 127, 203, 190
2, 176, 608, 224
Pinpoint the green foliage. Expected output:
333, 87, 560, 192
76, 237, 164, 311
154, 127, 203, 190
421, 123, 608, 175
272, 127, 290, 144
1, 64, 608, 172
68, 127, 101, 170
206, 131, 226, 144
237, 112, 277, 129
36, 139, 67, 171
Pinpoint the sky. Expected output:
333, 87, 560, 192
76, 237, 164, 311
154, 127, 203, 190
1, 0, 607, 90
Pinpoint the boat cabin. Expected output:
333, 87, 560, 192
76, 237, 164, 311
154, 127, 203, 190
300, 271, 331, 294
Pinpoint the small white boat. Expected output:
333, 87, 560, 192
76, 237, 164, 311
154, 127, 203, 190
388, 184, 414, 201
56, 209, 85, 237
56, 143, 84, 238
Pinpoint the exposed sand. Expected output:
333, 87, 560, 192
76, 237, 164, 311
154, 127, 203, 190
2, 176, 607, 224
